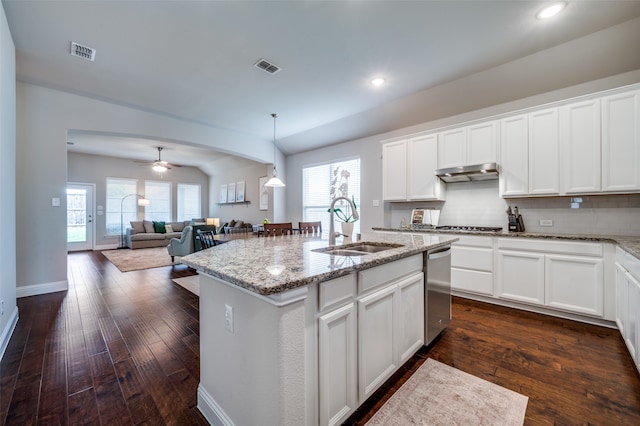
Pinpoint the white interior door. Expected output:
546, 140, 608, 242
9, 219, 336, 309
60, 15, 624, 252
67, 183, 95, 251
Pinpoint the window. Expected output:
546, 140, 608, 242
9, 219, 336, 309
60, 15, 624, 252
106, 178, 137, 235
144, 181, 171, 221
177, 184, 201, 222
303, 158, 361, 235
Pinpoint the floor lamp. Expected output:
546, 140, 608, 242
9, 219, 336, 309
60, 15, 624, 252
120, 194, 150, 249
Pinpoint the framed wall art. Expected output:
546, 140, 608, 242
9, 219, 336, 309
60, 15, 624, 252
236, 181, 245, 202
227, 182, 236, 203
219, 184, 227, 204
259, 176, 268, 210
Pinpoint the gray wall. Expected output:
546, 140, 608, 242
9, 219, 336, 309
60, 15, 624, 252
68, 152, 210, 249
0, 3, 17, 355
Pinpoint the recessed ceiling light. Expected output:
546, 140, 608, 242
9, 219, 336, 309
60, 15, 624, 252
371, 77, 385, 87
536, 2, 566, 19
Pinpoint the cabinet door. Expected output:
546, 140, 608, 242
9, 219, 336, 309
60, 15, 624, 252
545, 255, 604, 317
602, 90, 640, 192
358, 285, 397, 402
318, 303, 357, 426
497, 250, 544, 305
438, 128, 466, 169
467, 121, 498, 165
407, 135, 444, 200
529, 108, 560, 195
560, 99, 602, 194
382, 140, 407, 200
397, 273, 424, 363
500, 114, 529, 197
626, 272, 640, 363
616, 263, 628, 334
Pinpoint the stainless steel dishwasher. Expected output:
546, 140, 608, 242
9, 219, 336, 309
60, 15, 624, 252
424, 246, 452, 345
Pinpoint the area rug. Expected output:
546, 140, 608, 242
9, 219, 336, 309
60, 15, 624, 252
101, 247, 178, 272
172, 275, 200, 296
366, 358, 528, 425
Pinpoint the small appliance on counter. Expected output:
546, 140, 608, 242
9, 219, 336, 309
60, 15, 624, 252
507, 206, 525, 232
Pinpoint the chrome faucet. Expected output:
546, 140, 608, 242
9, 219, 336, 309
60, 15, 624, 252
329, 196, 359, 246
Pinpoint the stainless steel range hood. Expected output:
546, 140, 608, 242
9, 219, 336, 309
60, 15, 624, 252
435, 162, 499, 183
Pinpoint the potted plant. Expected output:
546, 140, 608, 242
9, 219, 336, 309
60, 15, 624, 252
328, 195, 359, 237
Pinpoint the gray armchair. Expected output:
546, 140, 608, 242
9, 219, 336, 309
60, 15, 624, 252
167, 225, 194, 262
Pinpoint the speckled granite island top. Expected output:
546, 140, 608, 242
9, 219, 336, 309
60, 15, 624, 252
181, 232, 457, 296
373, 227, 640, 260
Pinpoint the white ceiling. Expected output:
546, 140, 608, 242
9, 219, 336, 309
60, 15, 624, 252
4, 0, 640, 169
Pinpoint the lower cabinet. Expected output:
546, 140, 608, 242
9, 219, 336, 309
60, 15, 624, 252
318, 303, 357, 426
616, 247, 640, 371
357, 271, 424, 402
317, 254, 425, 425
496, 239, 605, 318
451, 236, 494, 296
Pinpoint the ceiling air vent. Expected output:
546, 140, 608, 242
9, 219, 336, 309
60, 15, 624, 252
70, 42, 96, 61
254, 58, 281, 75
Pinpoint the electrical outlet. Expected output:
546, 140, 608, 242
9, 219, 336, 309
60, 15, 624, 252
224, 304, 234, 333
372, 200, 380, 207
1, 300, 4, 317
539, 219, 553, 227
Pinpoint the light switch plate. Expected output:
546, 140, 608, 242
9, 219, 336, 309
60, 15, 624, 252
51, 197, 60, 207
372, 200, 380, 207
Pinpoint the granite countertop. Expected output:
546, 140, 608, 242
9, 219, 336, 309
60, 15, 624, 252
373, 227, 640, 260
181, 232, 458, 296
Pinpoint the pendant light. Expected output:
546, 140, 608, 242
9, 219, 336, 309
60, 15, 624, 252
265, 113, 285, 187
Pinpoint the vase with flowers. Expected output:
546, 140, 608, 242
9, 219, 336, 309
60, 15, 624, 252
327, 166, 359, 237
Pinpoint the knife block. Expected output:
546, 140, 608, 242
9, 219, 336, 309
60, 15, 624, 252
508, 215, 525, 232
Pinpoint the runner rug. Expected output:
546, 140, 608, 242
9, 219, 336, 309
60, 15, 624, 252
366, 358, 528, 425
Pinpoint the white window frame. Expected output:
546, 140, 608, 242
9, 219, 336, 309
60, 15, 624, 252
106, 177, 138, 236
177, 183, 202, 222
144, 180, 172, 222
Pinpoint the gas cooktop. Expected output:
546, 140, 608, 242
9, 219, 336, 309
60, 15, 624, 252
435, 225, 503, 232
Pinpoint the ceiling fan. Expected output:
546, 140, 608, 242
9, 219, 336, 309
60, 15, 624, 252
135, 147, 182, 172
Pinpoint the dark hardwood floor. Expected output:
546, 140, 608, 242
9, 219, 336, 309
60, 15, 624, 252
2, 250, 640, 425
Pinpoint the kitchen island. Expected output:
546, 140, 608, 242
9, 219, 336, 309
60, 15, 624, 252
181, 232, 457, 426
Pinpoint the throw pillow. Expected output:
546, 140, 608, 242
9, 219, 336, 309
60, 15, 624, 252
130, 221, 145, 234
229, 219, 237, 227
165, 224, 174, 233
153, 221, 166, 233
143, 220, 154, 233
172, 222, 185, 232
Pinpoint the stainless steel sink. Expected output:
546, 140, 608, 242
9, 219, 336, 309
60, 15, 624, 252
312, 242, 403, 256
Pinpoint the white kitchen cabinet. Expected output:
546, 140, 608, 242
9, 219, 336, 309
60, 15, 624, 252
545, 254, 604, 317
499, 114, 529, 197
407, 135, 444, 200
382, 136, 444, 201
616, 262, 628, 335
397, 273, 425, 363
602, 90, 640, 192
497, 249, 545, 305
616, 249, 640, 371
528, 108, 560, 195
560, 99, 602, 193
358, 284, 398, 401
438, 121, 498, 169
381, 140, 407, 200
318, 303, 357, 426
451, 236, 494, 296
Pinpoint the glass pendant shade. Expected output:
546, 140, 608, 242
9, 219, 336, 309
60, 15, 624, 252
265, 113, 285, 187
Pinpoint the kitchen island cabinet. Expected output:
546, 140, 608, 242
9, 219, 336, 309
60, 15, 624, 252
181, 233, 456, 426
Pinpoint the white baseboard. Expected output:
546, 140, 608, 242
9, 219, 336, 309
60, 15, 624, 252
198, 385, 235, 426
16, 280, 68, 298
95, 243, 119, 251
0, 307, 19, 360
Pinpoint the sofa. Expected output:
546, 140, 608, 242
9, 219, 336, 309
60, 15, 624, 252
126, 220, 188, 249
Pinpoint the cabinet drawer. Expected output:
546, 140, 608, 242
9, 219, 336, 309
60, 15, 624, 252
453, 235, 494, 248
497, 238, 603, 257
318, 274, 356, 313
452, 268, 493, 296
451, 246, 493, 272
358, 254, 422, 295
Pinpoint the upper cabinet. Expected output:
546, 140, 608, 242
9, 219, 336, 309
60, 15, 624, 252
560, 98, 602, 194
528, 108, 560, 195
382, 135, 445, 201
438, 121, 498, 169
602, 90, 640, 192
499, 114, 529, 197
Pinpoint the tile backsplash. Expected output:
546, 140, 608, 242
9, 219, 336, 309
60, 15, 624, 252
386, 181, 640, 236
